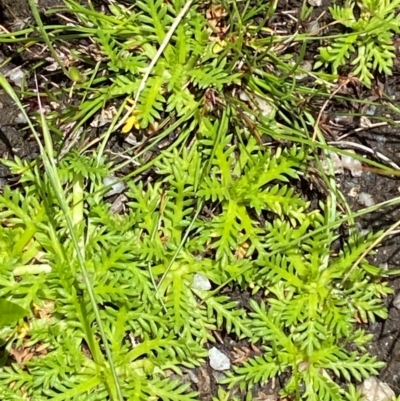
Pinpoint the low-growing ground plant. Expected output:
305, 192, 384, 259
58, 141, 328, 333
0, 99, 394, 401
0, 0, 400, 400
316, 0, 400, 86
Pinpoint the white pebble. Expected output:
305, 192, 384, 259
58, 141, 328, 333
9, 69, 26, 87
254, 95, 273, 117
308, 0, 322, 5
14, 112, 27, 125
192, 273, 211, 291
366, 105, 376, 116
393, 293, 400, 310
322, 151, 343, 175
358, 377, 394, 401
209, 347, 230, 371
333, 115, 354, 125
341, 151, 363, 177
358, 192, 375, 207
103, 177, 125, 197
238, 90, 250, 102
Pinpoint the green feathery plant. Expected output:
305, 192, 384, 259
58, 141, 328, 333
0, 96, 394, 400
29, 0, 241, 134
0, 0, 398, 400
223, 206, 389, 401
316, 0, 400, 86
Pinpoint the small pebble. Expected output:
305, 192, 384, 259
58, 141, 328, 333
358, 192, 375, 207
333, 115, 354, 126
365, 105, 376, 116
103, 176, 125, 197
322, 151, 343, 175
393, 293, 400, 309
254, 95, 273, 117
208, 347, 230, 371
341, 151, 363, 177
306, 21, 319, 35
295, 60, 313, 81
238, 90, 250, 102
358, 377, 394, 401
192, 273, 211, 291
9, 69, 26, 87
308, 0, 322, 6
14, 112, 27, 125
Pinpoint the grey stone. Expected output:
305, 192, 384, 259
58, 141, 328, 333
209, 347, 230, 371
103, 176, 125, 197
358, 377, 394, 401
192, 274, 211, 291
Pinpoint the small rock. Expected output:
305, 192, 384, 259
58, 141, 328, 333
103, 176, 125, 197
358, 192, 375, 207
306, 21, 319, 34
14, 112, 27, 125
365, 105, 376, 116
238, 90, 250, 102
208, 347, 230, 371
294, 60, 313, 81
341, 151, 363, 177
192, 274, 211, 291
322, 151, 343, 175
358, 377, 394, 401
254, 95, 273, 117
308, 0, 322, 6
393, 293, 400, 309
333, 115, 354, 126
8, 69, 26, 87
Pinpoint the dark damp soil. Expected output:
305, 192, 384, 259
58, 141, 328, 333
2, 0, 400, 399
